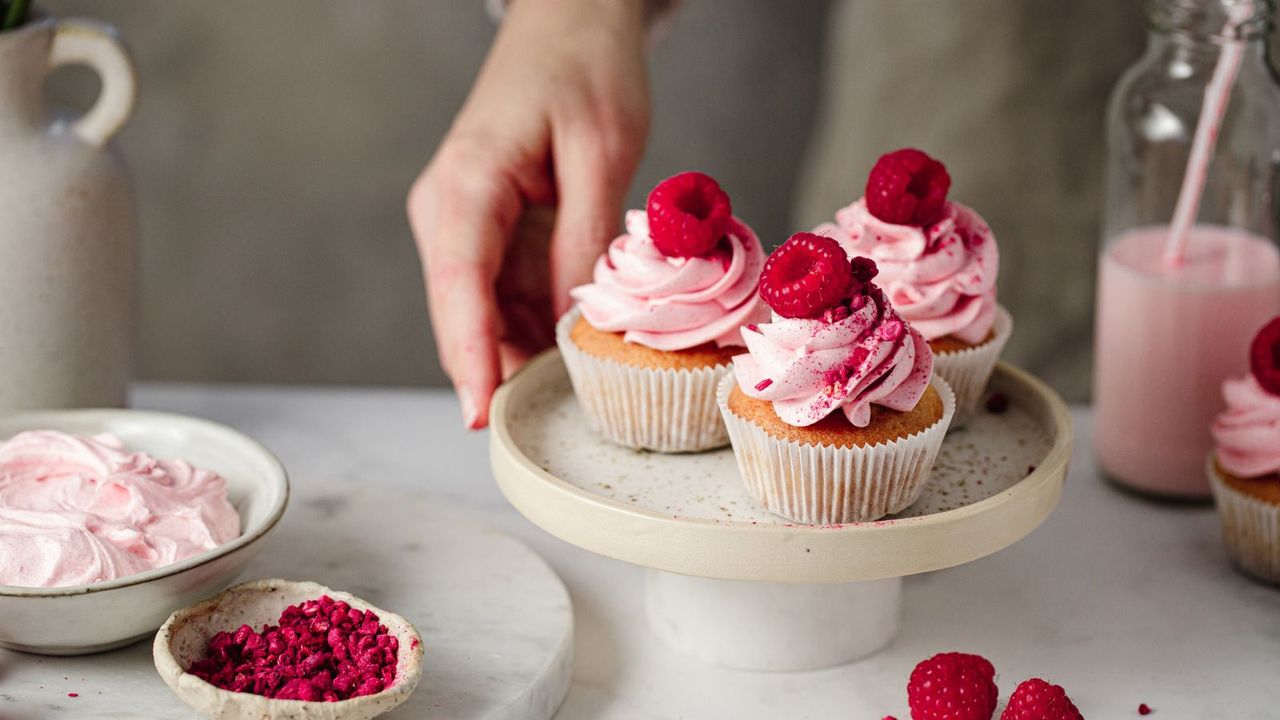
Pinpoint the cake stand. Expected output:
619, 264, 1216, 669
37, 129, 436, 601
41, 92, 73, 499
490, 351, 1072, 671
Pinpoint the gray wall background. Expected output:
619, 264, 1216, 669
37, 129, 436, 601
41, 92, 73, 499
42, 1, 1279, 401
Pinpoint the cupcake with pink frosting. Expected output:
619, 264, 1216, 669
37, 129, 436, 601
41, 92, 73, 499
1208, 316, 1280, 584
558, 171, 769, 452
718, 232, 955, 524
815, 149, 1011, 421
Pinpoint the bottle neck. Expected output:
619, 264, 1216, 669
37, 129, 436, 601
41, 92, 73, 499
1146, 0, 1273, 43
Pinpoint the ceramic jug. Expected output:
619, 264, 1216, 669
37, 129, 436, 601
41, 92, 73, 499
0, 15, 136, 410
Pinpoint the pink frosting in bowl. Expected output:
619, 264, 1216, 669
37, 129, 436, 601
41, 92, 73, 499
732, 290, 934, 428
816, 199, 999, 345
0, 431, 240, 588
570, 210, 770, 352
1212, 375, 1280, 478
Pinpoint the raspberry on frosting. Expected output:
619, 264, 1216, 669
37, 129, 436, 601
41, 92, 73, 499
864, 148, 951, 227
758, 232, 854, 319
646, 171, 733, 258
1249, 316, 1280, 396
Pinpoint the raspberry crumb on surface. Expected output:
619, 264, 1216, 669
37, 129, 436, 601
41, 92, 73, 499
754, 378, 773, 391
67, 693, 78, 698
986, 392, 1010, 414
1139, 703, 1152, 715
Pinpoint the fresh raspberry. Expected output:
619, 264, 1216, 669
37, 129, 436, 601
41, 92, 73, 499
758, 232, 853, 319
1249, 315, 1280, 395
1000, 678, 1083, 720
907, 652, 998, 720
865, 148, 951, 226
646, 171, 732, 258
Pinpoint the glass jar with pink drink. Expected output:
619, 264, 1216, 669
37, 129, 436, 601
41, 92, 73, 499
1095, 0, 1280, 498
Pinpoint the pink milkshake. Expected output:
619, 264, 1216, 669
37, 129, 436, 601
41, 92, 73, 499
1094, 226, 1280, 496
1096, 1, 1280, 496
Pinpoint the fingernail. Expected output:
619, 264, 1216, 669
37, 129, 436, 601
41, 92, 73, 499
459, 387, 479, 429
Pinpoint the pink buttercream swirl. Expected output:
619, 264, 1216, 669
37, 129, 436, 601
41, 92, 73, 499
815, 199, 998, 344
0, 431, 240, 588
570, 210, 770, 351
1212, 375, 1280, 478
733, 289, 934, 428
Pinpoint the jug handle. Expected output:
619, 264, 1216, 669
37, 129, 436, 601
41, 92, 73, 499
47, 19, 136, 149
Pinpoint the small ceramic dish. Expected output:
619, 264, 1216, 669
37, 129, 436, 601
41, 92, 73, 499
0, 409, 289, 655
155, 579, 425, 720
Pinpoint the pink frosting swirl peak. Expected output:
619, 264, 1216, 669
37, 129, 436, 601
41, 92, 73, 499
1212, 375, 1280, 478
571, 210, 769, 351
733, 290, 934, 428
816, 199, 998, 344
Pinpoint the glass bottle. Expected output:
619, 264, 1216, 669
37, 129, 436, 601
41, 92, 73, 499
1094, 0, 1280, 497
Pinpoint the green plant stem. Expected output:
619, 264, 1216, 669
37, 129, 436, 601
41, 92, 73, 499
2, 0, 31, 31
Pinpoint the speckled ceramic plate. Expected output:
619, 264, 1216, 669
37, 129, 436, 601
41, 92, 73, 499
490, 350, 1073, 583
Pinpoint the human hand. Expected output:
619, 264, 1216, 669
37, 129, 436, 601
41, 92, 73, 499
407, 0, 650, 429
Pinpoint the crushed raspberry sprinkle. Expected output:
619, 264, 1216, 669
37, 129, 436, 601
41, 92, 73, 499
865, 148, 951, 227
851, 255, 880, 284
758, 232, 853, 319
1249, 316, 1280, 395
186, 595, 400, 702
646, 171, 732, 258
1139, 703, 1152, 715
1000, 678, 1083, 720
907, 652, 998, 720
755, 378, 774, 391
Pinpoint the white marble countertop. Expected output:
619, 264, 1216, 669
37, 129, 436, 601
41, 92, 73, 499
4, 383, 1277, 719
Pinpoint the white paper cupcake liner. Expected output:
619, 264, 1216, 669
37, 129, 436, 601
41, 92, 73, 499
1208, 456, 1280, 585
557, 308, 731, 453
933, 305, 1013, 424
717, 372, 956, 524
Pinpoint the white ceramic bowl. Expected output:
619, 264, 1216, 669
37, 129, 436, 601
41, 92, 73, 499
0, 409, 289, 655
155, 579, 424, 720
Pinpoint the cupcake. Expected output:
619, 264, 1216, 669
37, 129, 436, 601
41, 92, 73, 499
1208, 316, 1280, 584
815, 148, 1010, 421
720, 232, 955, 524
559, 171, 769, 452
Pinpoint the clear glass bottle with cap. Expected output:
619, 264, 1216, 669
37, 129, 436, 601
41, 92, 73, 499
1094, 0, 1280, 497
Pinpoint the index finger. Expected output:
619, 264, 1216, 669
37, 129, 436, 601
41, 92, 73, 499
408, 160, 520, 429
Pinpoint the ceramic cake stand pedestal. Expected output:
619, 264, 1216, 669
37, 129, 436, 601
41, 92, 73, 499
490, 351, 1072, 672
